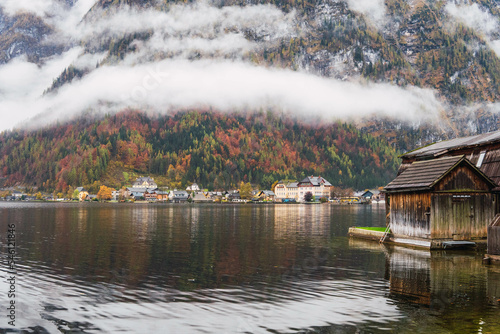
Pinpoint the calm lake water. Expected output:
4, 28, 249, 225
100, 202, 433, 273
0, 202, 499, 333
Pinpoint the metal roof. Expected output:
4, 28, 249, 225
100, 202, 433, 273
299, 176, 332, 186
192, 192, 212, 201
126, 187, 157, 192
172, 190, 189, 195
385, 156, 470, 191
403, 130, 500, 158
262, 190, 275, 196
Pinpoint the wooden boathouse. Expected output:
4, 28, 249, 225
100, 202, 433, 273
391, 130, 500, 251
384, 155, 497, 248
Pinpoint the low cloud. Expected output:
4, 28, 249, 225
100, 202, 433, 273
82, 3, 294, 40
345, 0, 387, 27
12, 59, 443, 130
0, 0, 444, 131
0, 0, 56, 17
0, 48, 82, 130
1, 0, 97, 32
445, 2, 500, 57
58, 2, 297, 59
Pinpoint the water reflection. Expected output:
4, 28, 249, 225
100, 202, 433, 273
0, 203, 498, 333
388, 247, 431, 306
349, 239, 500, 334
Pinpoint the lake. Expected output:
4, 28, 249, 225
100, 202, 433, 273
0, 202, 499, 333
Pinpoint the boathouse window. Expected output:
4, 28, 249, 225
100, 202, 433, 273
476, 151, 486, 168
452, 194, 471, 202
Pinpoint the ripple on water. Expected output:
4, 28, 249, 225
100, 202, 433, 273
2, 203, 499, 333
4, 262, 401, 333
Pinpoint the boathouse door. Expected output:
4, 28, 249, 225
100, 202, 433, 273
451, 194, 473, 240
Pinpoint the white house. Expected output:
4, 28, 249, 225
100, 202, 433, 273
133, 176, 157, 188
186, 183, 201, 191
275, 176, 332, 202
275, 182, 299, 201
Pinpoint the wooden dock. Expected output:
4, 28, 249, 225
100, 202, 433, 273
348, 227, 484, 250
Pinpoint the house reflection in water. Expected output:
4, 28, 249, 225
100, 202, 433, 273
385, 246, 500, 326
387, 247, 431, 306
349, 239, 500, 331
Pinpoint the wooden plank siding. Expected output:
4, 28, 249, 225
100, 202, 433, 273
431, 193, 494, 239
488, 226, 500, 255
390, 192, 431, 238
430, 165, 495, 240
488, 216, 500, 255
400, 137, 500, 191
387, 157, 497, 241
434, 167, 492, 192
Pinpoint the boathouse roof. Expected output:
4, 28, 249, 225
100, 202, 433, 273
384, 155, 496, 192
403, 130, 500, 159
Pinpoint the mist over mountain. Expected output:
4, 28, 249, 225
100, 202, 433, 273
1, 0, 500, 189
1, 0, 498, 131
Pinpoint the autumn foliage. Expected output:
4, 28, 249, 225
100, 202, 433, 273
0, 110, 400, 192
97, 185, 113, 201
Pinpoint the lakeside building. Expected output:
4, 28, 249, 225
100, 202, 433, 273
253, 190, 276, 202
79, 191, 89, 201
360, 189, 385, 202
126, 185, 159, 200
12, 190, 24, 199
186, 183, 201, 191
133, 176, 158, 188
384, 130, 500, 249
275, 181, 299, 201
226, 190, 241, 201
157, 191, 169, 202
170, 190, 190, 203
192, 192, 214, 203
385, 156, 496, 248
275, 176, 332, 202
144, 190, 158, 201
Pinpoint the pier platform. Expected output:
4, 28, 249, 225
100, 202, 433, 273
348, 227, 485, 250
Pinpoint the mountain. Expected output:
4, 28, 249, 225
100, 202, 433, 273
1, 1, 499, 134
0, 9, 62, 64
1, 0, 500, 189
0, 110, 400, 192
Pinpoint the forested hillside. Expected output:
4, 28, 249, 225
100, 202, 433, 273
0, 111, 399, 192
1, 0, 500, 191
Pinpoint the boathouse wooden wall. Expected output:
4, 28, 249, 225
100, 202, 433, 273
487, 226, 500, 255
430, 165, 495, 239
389, 192, 431, 238
488, 215, 500, 256
435, 167, 492, 192
431, 193, 494, 239
400, 139, 500, 190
